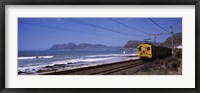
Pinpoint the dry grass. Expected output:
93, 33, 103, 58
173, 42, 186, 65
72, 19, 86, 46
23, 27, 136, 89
135, 52, 182, 75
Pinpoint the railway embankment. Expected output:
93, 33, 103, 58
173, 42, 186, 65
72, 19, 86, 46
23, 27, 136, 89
134, 50, 182, 75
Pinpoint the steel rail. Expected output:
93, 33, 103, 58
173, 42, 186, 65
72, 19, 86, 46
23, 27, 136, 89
90, 61, 145, 75
39, 59, 144, 75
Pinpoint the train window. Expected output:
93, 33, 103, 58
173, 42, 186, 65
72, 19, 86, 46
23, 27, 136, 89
147, 47, 150, 51
139, 47, 141, 51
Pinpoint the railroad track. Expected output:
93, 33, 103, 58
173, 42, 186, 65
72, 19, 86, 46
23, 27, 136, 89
90, 61, 144, 75
39, 59, 145, 75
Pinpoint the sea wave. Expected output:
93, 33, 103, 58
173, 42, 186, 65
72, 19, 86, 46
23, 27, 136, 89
85, 53, 137, 58
18, 57, 118, 74
18, 56, 54, 60
18, 53, 138, 74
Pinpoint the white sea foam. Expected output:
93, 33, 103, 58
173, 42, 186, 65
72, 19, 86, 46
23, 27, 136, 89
126, 57, 140, 60
18, 57, 121, 74
18, 56, 37, 60
18, 65, 47, 73
38, 56, 54, 59
18, 53, 138, 74
18, 56, 54, 60
86, 53, 137, 58
65, 57, 116, 63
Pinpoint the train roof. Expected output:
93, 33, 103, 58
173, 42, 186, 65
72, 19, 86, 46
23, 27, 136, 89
138, 43, 171, 49
138, 42, 155, 46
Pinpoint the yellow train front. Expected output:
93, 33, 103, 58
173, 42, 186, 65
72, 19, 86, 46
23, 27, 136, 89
137, 43, 172, 59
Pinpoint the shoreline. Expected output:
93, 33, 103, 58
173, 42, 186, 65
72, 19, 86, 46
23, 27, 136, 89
38, 58, 142, 75
18, 56, 139, 75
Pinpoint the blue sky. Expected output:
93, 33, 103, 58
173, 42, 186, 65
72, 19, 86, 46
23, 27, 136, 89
18, 18, 182, 51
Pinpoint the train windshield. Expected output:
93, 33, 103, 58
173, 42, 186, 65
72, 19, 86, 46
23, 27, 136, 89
139, 46, 142, 51
147, 47, 150, 51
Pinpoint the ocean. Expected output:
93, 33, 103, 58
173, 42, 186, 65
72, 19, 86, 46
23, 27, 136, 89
18, 50, 138, 75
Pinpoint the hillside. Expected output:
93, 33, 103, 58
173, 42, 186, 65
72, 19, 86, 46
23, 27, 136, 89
123, 40, 145, 48
123, 40, 159, 48
160, 32, 182, 47
48, 42, 121, 51
124, 32, 182, 48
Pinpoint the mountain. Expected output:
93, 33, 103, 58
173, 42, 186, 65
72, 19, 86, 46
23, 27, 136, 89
49, 32, 182, 50
123, 40, 159, 48
160, 32, 182, 47
123, 40, 145, 48
123, 32, 182, 48
48, 42, 121, 50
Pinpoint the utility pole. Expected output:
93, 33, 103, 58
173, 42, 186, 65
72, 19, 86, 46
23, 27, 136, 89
176, 33, 177, 48
148, 34, 159, 43
170, 25, 174, 54
148, 33, 169, 43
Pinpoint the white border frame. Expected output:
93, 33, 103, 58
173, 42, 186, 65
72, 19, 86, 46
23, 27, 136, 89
5, 5, 195, 88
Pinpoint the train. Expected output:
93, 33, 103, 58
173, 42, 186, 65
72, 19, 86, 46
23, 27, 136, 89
137, 43, 172, 59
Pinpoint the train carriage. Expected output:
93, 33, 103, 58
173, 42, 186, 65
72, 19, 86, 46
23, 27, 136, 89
138, 43, 172, 59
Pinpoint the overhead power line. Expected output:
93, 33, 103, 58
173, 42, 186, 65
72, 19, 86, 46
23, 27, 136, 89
148, 18, 170, 33
141, 19, 167, 42
108, 18, 149, 34
61, 18, 141, 37
19, 21, 95, 35
142, 19, 163, 34
148, 33, 170, 43
18, 21, 135, 40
